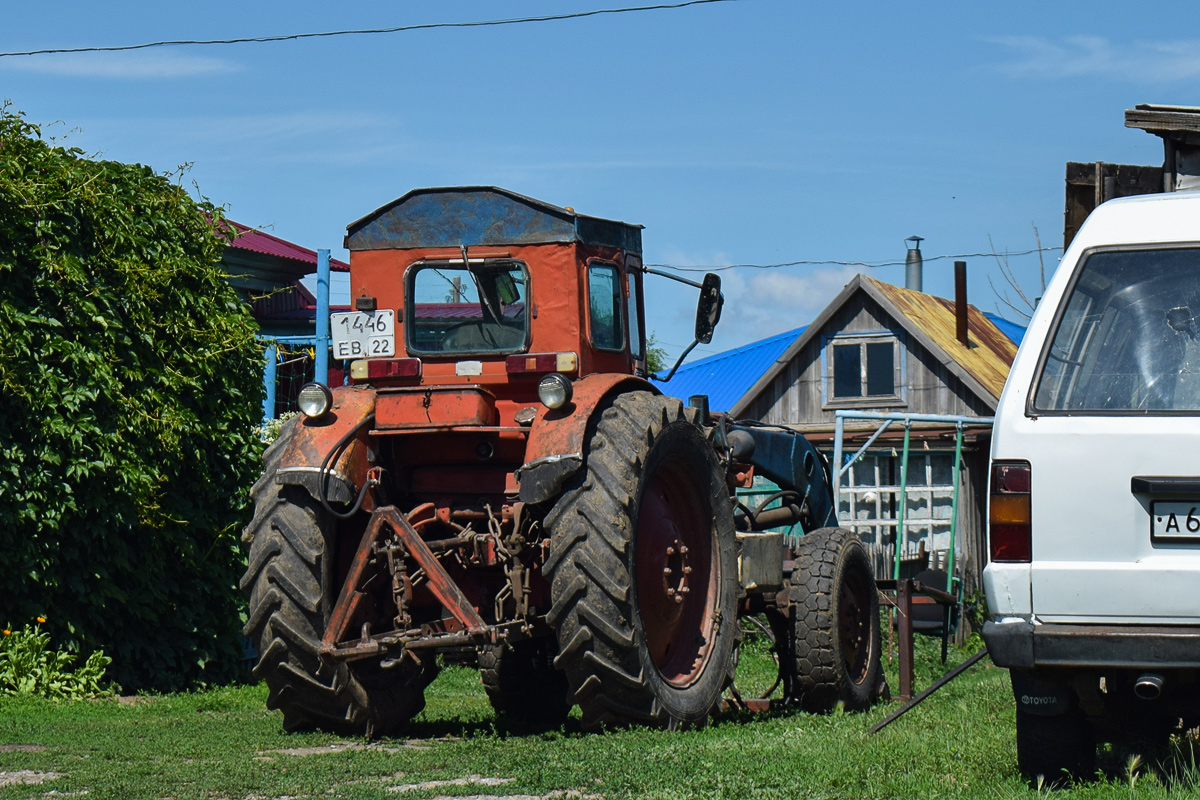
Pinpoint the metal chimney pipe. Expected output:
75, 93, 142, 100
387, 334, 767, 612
954, 260, 968, 346
905, 236, 924, 292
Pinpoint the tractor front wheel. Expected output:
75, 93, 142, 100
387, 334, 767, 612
240, 426, 436, 736
544, 392, 740, 730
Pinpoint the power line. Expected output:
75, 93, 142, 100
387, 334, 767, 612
0, 0, 741, 59
646, 246, 1061, 273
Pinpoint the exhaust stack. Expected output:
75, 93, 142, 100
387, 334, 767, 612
955, 260, 968, 347
905, 236, 924, 292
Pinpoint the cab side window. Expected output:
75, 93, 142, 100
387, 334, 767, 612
588, 263, 625, 351
627, 268, 645, 361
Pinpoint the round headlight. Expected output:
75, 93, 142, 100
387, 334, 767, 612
537, 373, 573, 410
297, 382, 333, 418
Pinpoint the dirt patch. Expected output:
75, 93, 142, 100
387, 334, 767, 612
116, 696, 158, 707
260, 741, 407, 757
0, 771, 63, 787
0, 744, 46, 753
387, 776, 514, 793
422, 792, 600, 800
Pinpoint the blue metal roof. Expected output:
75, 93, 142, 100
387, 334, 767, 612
655, 325, 807, 413
655, 312, 1025, 414
983, 312, 1026, 347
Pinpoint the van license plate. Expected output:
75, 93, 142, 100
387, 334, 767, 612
1151, 501, 1200, 539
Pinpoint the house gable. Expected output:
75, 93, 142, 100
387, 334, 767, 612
733, 274, 1007, 424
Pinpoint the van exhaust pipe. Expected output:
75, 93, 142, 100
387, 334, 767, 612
1134, 673, 1164, 700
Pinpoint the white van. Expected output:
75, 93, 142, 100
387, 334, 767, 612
983, 191, 1200, 780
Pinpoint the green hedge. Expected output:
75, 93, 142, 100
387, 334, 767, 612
0, 107, 264, 691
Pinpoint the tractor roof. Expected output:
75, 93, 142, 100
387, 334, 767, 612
344, 186, 643, 254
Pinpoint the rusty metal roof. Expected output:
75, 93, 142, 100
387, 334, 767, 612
344, 187, 642, 253
865, 276, 1017, 400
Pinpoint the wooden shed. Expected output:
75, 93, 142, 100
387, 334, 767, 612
728, 274, 1018, 595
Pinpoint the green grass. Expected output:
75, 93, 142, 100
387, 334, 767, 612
1, 631, 1197, 800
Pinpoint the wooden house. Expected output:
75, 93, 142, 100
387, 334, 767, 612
730, 274, 1017, 592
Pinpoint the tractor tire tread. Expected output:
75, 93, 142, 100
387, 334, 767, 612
786, 527, 882, 713
242, 423, 433, 736
545, 391, 739, 731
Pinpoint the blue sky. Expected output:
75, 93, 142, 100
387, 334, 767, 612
3, 1, 1194, 363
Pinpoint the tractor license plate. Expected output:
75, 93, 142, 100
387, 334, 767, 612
331, 310, 395, 359
1151, 501, 1200, 540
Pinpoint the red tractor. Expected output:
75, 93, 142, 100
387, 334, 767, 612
241, 187, 882, 735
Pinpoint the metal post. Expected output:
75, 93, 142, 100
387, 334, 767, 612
946, 422, 964, 593
315, 248, 331, 385
832, 414, 845, 500
262, 342, 277, 424
893, 421, 912, 581
897, 578, 913, 702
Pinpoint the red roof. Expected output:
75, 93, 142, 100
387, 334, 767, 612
225, 220, 349, 272
414, 302, 525, 320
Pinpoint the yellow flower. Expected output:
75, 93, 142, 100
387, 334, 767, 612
36, 616, 45, 623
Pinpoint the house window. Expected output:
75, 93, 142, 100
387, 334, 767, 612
827, 336, 901, 403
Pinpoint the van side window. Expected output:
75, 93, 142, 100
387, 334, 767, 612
589, 263, 625, 351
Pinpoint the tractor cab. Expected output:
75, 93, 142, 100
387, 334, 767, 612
340, 187, 650, 402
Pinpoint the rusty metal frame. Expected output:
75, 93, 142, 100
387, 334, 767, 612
319, 504, 487, 663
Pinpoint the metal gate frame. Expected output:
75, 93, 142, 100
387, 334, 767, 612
831, 410, 993, 592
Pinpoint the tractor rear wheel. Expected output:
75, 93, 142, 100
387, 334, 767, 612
544, 392, 739, 730
479, 638, 571, 726
241, 424, 436, 736
783, 527, 881, 712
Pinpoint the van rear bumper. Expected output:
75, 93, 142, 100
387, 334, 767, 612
984, 620, 1200, 670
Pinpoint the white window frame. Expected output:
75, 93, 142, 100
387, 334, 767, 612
821, 331, 906, 408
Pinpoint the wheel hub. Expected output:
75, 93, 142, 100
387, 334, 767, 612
661, 537, 692, 604
635, 457, 717, 688
839, 571, 871, 684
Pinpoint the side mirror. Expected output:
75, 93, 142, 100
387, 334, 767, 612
694, 273, 723, 344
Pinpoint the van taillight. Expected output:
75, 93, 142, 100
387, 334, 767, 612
990, 461, 1031, 562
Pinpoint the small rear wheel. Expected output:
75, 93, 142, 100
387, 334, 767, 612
479, 638, 571, 726
783, 527, 882, 712
1016, 706, 1095, 784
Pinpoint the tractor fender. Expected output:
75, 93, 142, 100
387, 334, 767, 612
516, 374, 659, 504
277, 386, 376, 504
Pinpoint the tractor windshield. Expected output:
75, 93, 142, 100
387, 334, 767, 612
406, 260, 529, 355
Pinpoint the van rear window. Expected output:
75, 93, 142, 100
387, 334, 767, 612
1034, 247, 1200, 412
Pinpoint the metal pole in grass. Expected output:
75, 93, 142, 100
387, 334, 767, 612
869, 647, 989, 734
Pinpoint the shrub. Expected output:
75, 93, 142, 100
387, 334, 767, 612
0, 106, 264, 691
0, 618, 114, 699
